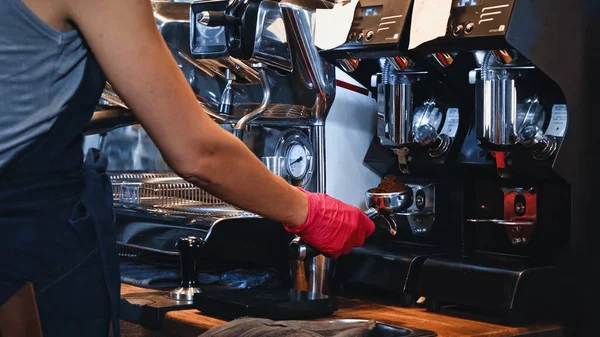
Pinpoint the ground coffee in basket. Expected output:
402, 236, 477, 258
369, 175, 409, 193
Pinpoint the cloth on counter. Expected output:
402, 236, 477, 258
198, 317, 376, 337
119, 258, 280, 290
120, 258, 181, 289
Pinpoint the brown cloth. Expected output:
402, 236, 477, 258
198, 318, 376, 337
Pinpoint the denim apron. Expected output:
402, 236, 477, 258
0, 55, 120, 337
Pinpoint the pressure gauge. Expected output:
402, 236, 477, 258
274, 129, 314, 188
286, 143, 310, 179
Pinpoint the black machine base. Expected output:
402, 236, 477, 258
416, 253, 560, 324
120, 291, 196, 329
193, 288, 338, 321
335, 243, 452, 305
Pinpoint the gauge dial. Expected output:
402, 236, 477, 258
286, 143, 309, 179
274, 129, 314, 188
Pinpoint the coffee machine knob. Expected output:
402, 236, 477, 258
169, 236, 203, 301
414, 124, 451, 158
518, 125, 557, 160
414, 124, 438, 146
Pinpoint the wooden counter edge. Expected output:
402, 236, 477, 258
120, 284, 563, 337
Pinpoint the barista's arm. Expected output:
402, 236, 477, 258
65, 0, 308, 227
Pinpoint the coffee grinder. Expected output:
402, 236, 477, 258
409, 0, 582, 323
318, 0, 470, 305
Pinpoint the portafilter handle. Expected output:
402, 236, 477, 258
289, 237, 325, 260
288, 209, 388, 261
364, 207, 398, 236
169, 236, 203, 301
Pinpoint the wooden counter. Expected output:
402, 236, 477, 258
117, 284, 564, 337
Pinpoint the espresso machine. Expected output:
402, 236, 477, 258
317, 0, 471, 305
84, 0, 381, 326
403, 0, 582, 324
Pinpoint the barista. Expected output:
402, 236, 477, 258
0, 0, 375, 336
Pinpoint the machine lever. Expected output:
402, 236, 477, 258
198, 11, 240, 27
219, 69, 235, 114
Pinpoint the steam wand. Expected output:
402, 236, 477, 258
232, 63, 271, 139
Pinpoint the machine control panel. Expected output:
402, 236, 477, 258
446, 0, 515, 38
319, 0, 412, 58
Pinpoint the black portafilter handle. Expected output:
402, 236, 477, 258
198, 11, 241, 27
288, 237, 330, 260
176, 236, 203, 288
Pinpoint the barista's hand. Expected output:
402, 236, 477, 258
284, 188, 375, 258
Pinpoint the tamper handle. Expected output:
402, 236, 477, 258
176, 236, 202, 288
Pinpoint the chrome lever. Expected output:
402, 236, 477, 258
219, 69, 235, 115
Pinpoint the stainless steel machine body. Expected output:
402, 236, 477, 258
84, 0, 380, 317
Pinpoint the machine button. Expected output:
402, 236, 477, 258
365, 30, 374, 41
453, 24, 464, 36
357, 33, 364, 41
465, 21, 475, 34
348, 32, 356, 41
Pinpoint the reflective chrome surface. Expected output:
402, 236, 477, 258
169, 286, 201, 301
261, 156, 284, 176
219, 69, 235, 114
518, 125, 557, 160
481, 70, 518, 145
394, 81, 413, 145
289, 237, 336, 296
101, 126, 171, 172
377, 74, 415, 147
233, 64, 272, 138
252, 0, 293, 72
279, 0, 336, 120
313, 125, 326, 193
91, 1, 337, 130
365, 190, 413, 213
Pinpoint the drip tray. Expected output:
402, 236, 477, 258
193, 288, 337, 320
324, 320, 436, 337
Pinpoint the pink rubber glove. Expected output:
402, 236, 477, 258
284, 188, 375, 258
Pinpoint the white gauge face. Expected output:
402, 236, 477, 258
274, 129, 314, 188
286, 143, 309, 179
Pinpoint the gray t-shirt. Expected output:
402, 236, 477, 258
0, 0, 91, 170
